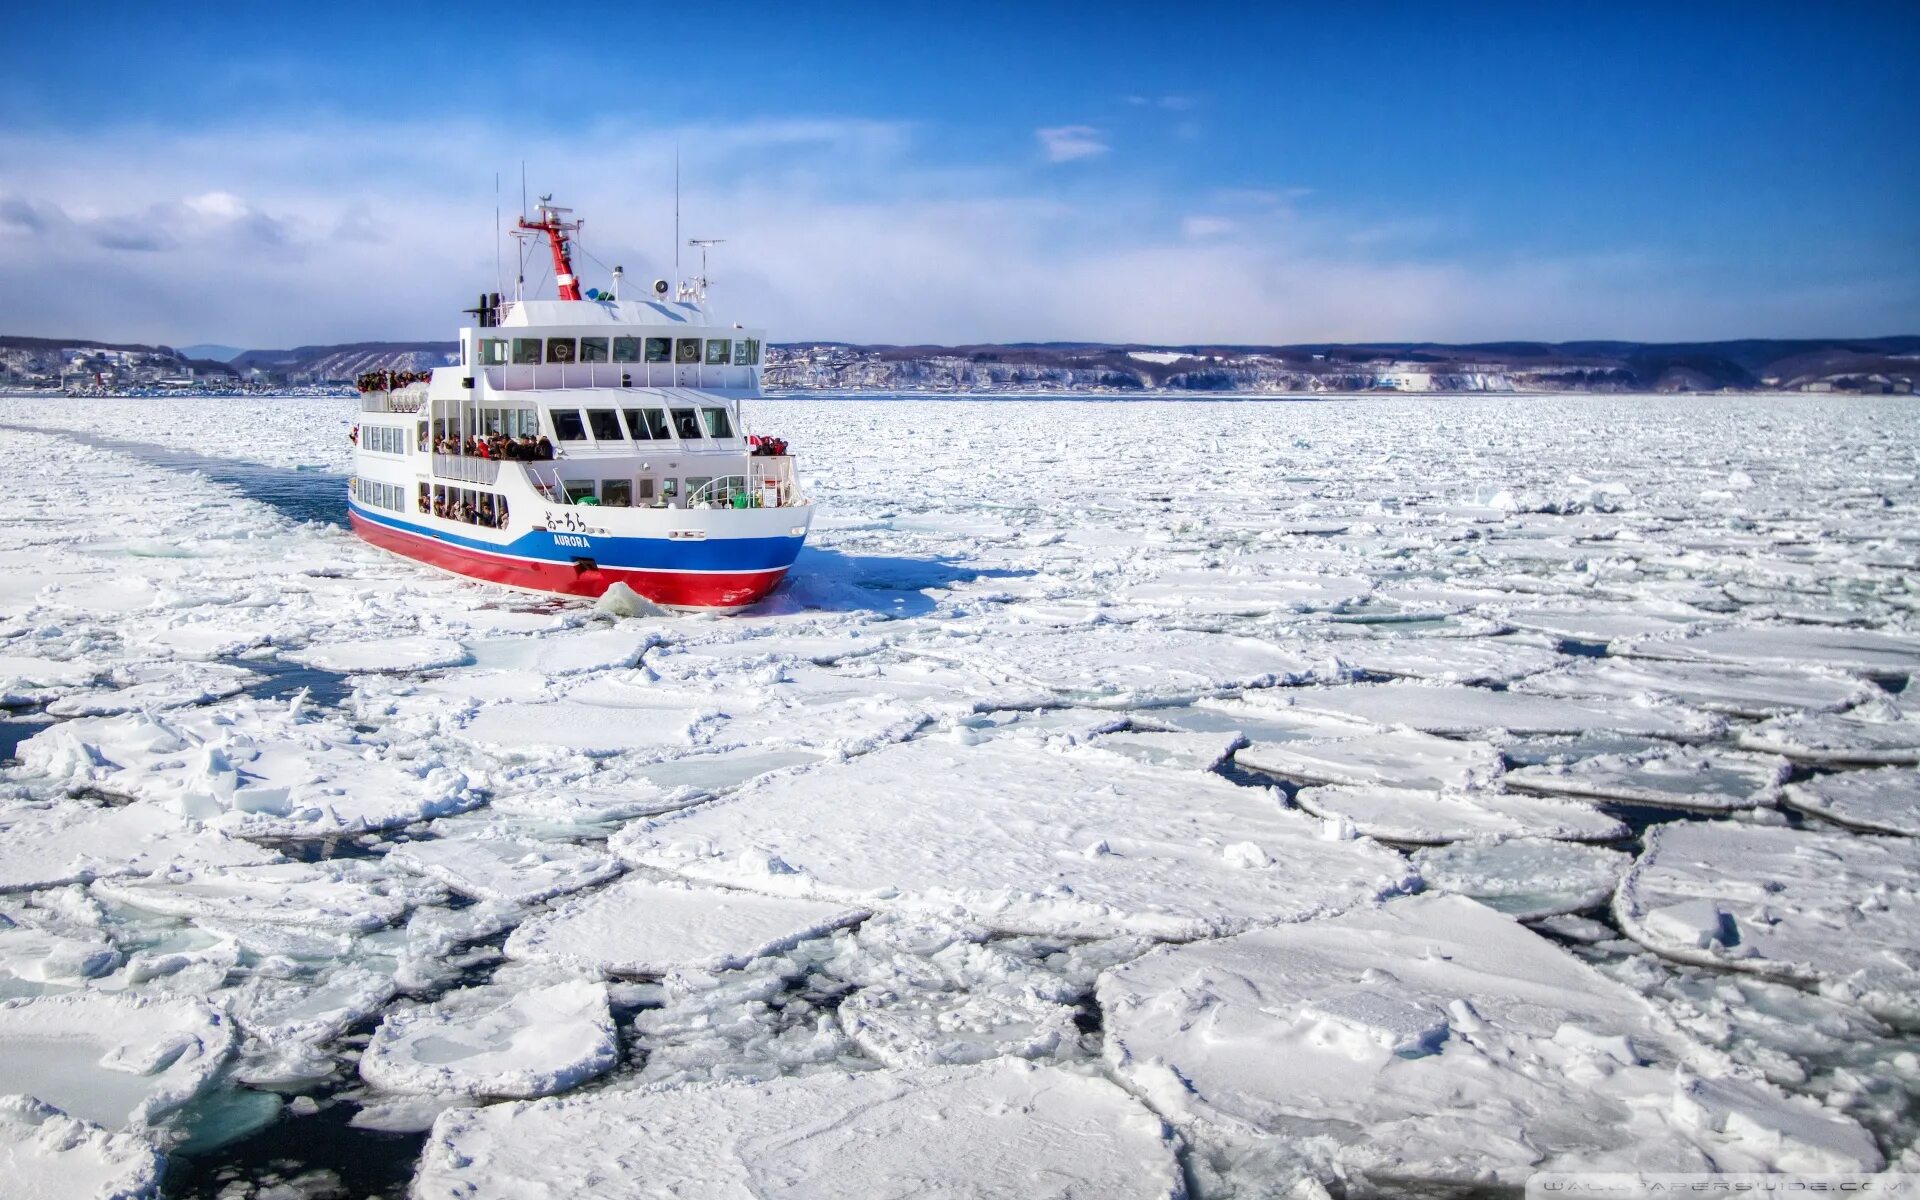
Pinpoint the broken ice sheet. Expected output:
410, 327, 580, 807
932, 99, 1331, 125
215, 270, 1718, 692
1512, 657, 1874, 718
412, 1060, 1184, 1199
1781, 766, 1920, 836
0, 1095, 164, 1199
0, 801, 276, 894
1276, 680, 1720, 739
1411, 838, 1631, 918
1237, 723, 1505, 791
0, 991, 235, 1133
1736, 699, 1920, 766
382, 826, 619, 905
1291, 784, 1625, 844
1615, 820, 1920, 1023
359, 980, 617, 1099
1504, 745, 1786, 813
505, 876, 867, 977
18, 698, 484, 836
1099, 893, 1881, 1189
1617, 624, 1920, 682
613, 733, 1415, 939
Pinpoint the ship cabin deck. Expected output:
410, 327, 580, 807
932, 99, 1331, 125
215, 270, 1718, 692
354, 297, 801, 524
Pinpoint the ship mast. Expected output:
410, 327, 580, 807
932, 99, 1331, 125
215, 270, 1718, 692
515, 196, 584, 301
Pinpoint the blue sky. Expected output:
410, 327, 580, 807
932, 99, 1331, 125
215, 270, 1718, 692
1, 1, 1914, 346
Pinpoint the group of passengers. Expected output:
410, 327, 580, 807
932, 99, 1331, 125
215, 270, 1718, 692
433, 434, 555, 461
427, 492, 509, 529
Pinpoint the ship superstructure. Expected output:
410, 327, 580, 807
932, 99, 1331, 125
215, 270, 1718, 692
347, 199, 811, 608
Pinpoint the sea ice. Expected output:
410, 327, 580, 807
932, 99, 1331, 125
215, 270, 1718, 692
612, 733, 1416, 938
1781, 766, 1920, 835
1276, 681, 1718, 739
283, 636, 470, 674
504, 876, 868, 976
93, 860, 443, 935
837, 985, 1081, 1068
1328, 634, 1563, 685
0, 802, 274, 894
358, 980, 617, 1099
1736, 700, 1920, 765
1099, 893, 1882, 1189
1237, 725, 1505, 791
1290, 784, 1625, 843
382, 828, 620, 905
1615, 821, 1920, 1022
1504, 746, 1787, 812
0, 1095, 163, 1200
412, 1060, 1183, 1199
1619, 625, 1920, 681
19, 699, 483, 835
1512, 658, 1873, 718
1411, 838, 1631, 918
0, 992, 235, 1132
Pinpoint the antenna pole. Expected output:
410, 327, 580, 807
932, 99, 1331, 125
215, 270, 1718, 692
673, 142, 681, 290
493, 171, 502, 302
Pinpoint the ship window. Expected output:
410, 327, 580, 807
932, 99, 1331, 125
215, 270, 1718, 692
743, 338, 761, 365
621, 409, 653, 440
701, 407, 734, 438
550, 409, 588, 441
733, 339, 749, 364
644, 337, 672, 363
685, 476, 713, 505
545, 338, 577, 364
640, 408, 670, 439
674, 338, 702, 364
482, 339, 508, 365
580, 337, 609, 363
670, 408, 702, 439
512, 338, 541, 364
564, 480, 596, 503
612, 337, 640, 363
509, 409, 538, 437
417, 422, 428, 451
586, 409, 623, 440
601, 480, 632, 507
705, 339, 731, 365
660, 478, 679, 503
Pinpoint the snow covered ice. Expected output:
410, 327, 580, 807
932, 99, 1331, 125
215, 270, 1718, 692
2, 393, 1919, 1193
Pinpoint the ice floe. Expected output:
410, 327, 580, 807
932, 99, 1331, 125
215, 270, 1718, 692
359, 980, 617, 1098
1290, 784, 1626, 843
284, 635, 470, 673
412, 1060, 1183, 1199
1505, 746, 1787, 812
1781, 766, 1920, 835
613, 733, 1416, 938
1411, 838, 1631, 918
0, 802, 274, 894
1513, 658, 1874, 718
93, 860, 443, 935
1100, 893, 1882, 1188
19, 699, 482, 835
0, 1095, 163, 1200
1620, 625, 1920, 682
382, 827, 619, 905
1237, 724, 1505, 791
1277, 681, 1719, 739
1616, 821, 1920, 1022
505, 876, 867, 976
0, 992, 234, 1132
1736, 699, 1920, 765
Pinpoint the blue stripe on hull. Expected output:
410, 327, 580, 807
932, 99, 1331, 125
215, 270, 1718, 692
348, 502, 806, 573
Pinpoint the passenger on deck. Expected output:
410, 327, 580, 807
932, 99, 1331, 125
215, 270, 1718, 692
535, 436, 554, 460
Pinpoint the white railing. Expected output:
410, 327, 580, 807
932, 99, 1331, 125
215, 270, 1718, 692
686, 458, 807, 509
360, 388, 427, 413
482, 363, 758, 392
432, 453, 499, 485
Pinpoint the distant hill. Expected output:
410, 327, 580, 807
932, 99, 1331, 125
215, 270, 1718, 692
767, 336, 1920, 395
5, 333, 1917, 394
178, 343, 245, 363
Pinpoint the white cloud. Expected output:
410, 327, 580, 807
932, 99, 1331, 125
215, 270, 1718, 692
1034, 125, 1108, 164
0, 116, 1907, 348
1180, 215, 1236, 239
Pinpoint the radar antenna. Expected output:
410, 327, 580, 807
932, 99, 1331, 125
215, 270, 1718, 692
513, 195, 585, 300
683, 237, 725, 302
